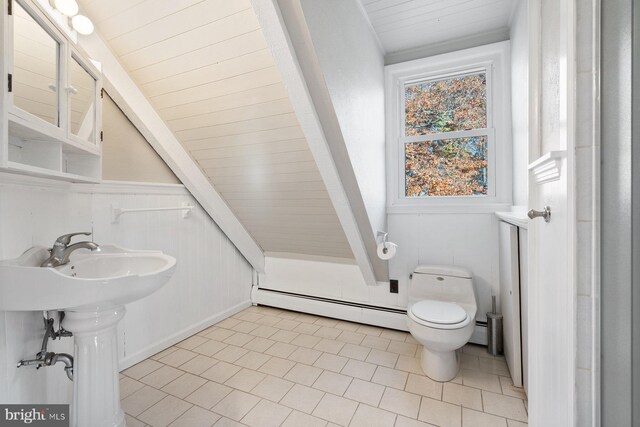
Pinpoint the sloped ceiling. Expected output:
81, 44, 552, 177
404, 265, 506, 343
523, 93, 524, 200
79, 0, 353, 259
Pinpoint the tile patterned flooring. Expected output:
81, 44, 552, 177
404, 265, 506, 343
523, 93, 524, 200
120, 306, 528, 427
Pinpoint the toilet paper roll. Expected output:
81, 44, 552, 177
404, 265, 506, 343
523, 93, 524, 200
377, 242, 398, 260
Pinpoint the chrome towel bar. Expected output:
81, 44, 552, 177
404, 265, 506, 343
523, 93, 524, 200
111, 203, 194, 223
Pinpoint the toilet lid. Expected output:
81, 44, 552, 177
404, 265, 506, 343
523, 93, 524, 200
411, 300, 468, 325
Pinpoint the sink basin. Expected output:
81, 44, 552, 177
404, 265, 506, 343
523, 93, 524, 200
0, 244, 176, 311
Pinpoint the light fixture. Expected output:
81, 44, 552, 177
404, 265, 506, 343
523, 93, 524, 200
71, 15, 94, 35
53, 0, 78, 17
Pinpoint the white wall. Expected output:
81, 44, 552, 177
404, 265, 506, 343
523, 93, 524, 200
0, 175, 252, 404
510, 0, 529, 206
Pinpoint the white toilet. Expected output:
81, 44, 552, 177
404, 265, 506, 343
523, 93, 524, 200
407, 265, 477, 382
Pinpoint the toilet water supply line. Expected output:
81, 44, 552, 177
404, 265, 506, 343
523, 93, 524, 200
17, 311, 74, 381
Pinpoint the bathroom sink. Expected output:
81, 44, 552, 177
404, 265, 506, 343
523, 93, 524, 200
0, 245, 176, 311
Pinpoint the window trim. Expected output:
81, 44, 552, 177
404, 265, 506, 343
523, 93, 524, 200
385, 41, 512, 213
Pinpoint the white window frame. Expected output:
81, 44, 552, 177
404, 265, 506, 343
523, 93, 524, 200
385, 42, 512, 213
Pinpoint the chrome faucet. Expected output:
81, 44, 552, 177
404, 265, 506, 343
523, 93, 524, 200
41, 232, 100, 268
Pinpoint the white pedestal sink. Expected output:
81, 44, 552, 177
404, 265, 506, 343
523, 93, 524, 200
0, 245, 177, 427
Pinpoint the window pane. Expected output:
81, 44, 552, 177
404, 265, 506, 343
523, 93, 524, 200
405, 136, 488, 197
405, 73, 486, 136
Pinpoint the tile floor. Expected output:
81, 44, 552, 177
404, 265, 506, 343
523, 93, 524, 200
120, 306, 528, 427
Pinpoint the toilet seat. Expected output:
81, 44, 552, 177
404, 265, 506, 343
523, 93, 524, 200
409, 299, 471, 330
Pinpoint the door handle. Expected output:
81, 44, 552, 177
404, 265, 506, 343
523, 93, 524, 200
527, 206, 551, 223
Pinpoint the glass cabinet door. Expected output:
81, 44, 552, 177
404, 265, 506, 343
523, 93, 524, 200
69, 56, 96, 143
12, 0, 60, 126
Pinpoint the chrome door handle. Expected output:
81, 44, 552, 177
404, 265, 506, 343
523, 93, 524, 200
528, 206, 551, 222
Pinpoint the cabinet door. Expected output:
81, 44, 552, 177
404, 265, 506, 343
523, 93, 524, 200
11, 0, 61, 127
68, 55, 97, 143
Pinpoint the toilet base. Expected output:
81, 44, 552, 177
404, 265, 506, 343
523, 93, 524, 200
420, 347, 460, 382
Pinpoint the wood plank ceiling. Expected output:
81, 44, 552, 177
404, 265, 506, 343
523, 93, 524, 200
359, 0, 515, 54
79, 0, 354, 259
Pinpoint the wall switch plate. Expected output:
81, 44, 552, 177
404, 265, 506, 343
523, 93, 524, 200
390, 279, 399, 293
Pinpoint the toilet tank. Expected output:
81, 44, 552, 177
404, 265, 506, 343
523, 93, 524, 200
409, 265, 476, 306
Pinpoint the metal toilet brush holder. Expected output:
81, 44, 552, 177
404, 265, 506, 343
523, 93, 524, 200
487, 296, 503, 356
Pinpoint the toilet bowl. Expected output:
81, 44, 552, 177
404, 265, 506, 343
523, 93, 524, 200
407, 265, 477, 382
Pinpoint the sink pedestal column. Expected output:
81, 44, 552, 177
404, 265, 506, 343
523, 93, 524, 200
63, 306, 126, 427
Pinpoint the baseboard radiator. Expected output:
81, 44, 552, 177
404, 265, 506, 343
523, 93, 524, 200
251, 287, 488, 345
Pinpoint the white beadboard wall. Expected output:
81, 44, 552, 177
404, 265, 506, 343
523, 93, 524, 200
0, 174, 253, 404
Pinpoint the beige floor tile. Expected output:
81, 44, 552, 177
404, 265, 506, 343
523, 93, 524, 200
340, 359, 377, 381
162, 373, 207, 399
293, 323, 322, 335
214, 345, 248, 363
460, 369, 502, 393
265, 342, 298, 358
315, 317, 340, 327
312, 393, 358, 426
140, 365, 184, 389
176, 335, 209, 351
291, 334, 323, 348
478, 358, 510, 376
461, 344, 495, 359
243, 337, 275, 353
379, 387, 421, 418
120, 376, 145, 399
334, 320, 360, 332
203, 327, 235, 341
151, 347, 179, 361
223, 332, 255, 347
179, 355, 217, 375
507, 420, 528, 427
288, 347, 322, 365
371, 366, 408, 389
461, 354, 480, 371
224, 368, 266, 392
215, 318, 241, 330
312, 370, 353, 395
280, 383, 325, 413
395, 355, 423, 374
380, 329, 410, 342
241, 399, 292, 427
124, 414, 146, 427
395, 415, 438, 427
284, 363, 324, 386
405, 373, 443, 400
274, 318, 301, 331
356, 325, 384, 336
193, 340, 227, 357
336, 331, 365, 345
462, 408, 508, 427
271, 329, 300, 343
442, 382, 482, 411
123, 359, 163, 380
343, 378, 385, 406
338, 343, 371, 361
201, 361, 241, 383
282, 410, 327, 427
251, 325, 278, 338
160, 349, 198, 367
185, 381, 232, 409
499, 375, 527, 399
234, 350, 271, 370
314, 338, 345, 354
481, 391, 528, 422
213, 417, 244, 427
258, 357, 296, 377
231, 321, 259, 334
251, 375, 294, 402
387, 341, 418, 357
236, 312, 263, 323
122, 385, 167, 417
405, 335, 419, 345
138, 395, 192, 427
418, 397, 462, 427
361, 335, 391, 350
350, 404, 397, 427
212, 390, 261, 421
313, 353, 348, 372
261, 315, 286, 327
366, 349, 399, 368
295, 313, 322, 324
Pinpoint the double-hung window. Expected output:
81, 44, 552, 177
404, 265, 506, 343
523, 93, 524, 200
385, 42, 511, 212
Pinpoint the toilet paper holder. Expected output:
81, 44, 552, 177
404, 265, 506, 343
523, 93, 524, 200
377, 231, 390, 251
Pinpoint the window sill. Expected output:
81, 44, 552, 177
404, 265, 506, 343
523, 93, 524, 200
387, 203, 512, 214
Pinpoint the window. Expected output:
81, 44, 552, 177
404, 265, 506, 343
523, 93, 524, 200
385, 42, 511, 212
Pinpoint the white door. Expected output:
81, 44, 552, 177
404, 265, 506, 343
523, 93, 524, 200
527, 0, 576, 425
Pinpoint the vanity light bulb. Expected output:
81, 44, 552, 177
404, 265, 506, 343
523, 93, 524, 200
53, 0, 79, 17
71, 15, 94, 35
